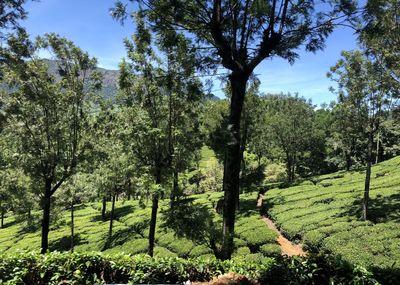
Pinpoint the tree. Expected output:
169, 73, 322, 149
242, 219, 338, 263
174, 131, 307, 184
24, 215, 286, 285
327, 101, 366, 171
118, 14, 203, 256
94, 129, 134, 241
263, 94, 314, 182
112, 0, 358, 260
0, 0, 31, 39
328, 50, 395, 220
0, 31, 100, 253
360, 0, 400, 85
57, 173, 96, 252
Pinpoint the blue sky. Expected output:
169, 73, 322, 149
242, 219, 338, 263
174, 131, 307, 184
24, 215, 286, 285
22, 0, 359, 106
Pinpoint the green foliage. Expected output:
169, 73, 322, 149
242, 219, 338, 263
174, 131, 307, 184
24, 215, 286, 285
264, 163, 287, 183
197, 160, 223, 194
264, 156, 400, 283
0, 252, 379, 285
260, 244, 281, 257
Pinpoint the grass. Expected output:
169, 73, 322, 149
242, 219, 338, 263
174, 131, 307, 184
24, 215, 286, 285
263, 156, 400, 276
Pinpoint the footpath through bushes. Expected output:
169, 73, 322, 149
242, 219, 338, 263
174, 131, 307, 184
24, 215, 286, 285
0, 251, 379, 285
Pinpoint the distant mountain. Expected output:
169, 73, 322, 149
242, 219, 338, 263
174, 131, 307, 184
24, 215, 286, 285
2, 59, 220, 101
205, 93, 220, 101
44, 59, 119, 100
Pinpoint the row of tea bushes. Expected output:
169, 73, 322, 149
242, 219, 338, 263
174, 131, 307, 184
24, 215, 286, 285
0, 251, 379, 285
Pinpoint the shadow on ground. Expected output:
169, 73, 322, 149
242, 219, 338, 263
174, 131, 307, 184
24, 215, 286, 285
102, 220, 149, 250
91, 204, 135, 222
49, 233, 85, 251
337, 193, 400, 223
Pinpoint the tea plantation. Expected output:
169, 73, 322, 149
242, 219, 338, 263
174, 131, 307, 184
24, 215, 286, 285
264, 156, 400, 283
0, 190, 280, 261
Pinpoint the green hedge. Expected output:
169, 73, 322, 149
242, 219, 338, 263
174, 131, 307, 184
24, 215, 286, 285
0, 251, 379, 285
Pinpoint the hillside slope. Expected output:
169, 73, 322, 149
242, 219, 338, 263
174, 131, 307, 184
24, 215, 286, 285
0, 190, 280, 261
264, 156, 400, 282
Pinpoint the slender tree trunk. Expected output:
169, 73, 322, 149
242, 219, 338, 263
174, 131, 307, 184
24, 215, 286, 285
127, 180, 131, 201
286, 155, 293, 183
101, 196, 106, 221
148, 170, 161, 257
375, 131, 380, 164
41, 180, 52, 254
1, 210, 4, 229
109, 193, 116, 240
170, 171, 179, 207
0, 199, 3, 228
345, 152, 351, 171
221, 71, 249, 260
238, 113, 248, 207
291, 157, 296, 182
70, 202, 74, 252
362, 129, 374, 221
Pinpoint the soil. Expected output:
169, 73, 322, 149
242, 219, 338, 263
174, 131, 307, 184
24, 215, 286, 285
257, 194, 307, 257
191, 273, 258, 285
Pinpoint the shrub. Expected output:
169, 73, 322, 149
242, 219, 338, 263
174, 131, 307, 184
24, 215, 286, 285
234, 247, 251, 257
242, 228, 277, 251
0, 252, 379, 285
260, 244, 281, 256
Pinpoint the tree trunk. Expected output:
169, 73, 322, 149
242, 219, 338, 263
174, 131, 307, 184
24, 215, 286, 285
109, 193, 116, 240
101, 196, 106, 221
127, 180, 132, 201
238, 111, 248, 208
221, 71, 249, 260
70, 202, 74, 252
1, 210, 4, 229
286, 155, 293, 183
148, 170, 161, 257
291, 157, 296, 182
0, 198, 3, 228
345, 152, 351, 171
41, 180, 52, 254
362, 129, 374, 221
170, 171, 179, 207
375, 131, 380, 164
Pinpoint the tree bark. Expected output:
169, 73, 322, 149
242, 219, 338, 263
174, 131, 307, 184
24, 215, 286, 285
375, 131, 380, 164
345, 152, 351, 171
238, 109, 248, 208
70, 202, 74, 252
221, 71, 249, 260
148, 170, 161, 257
170, 171, 179, 207
41, 180, 52, 254
362, 129, 374, 221
1, 210, 4, 229
101, 196, 107, 221
286, 155, 293, 183
0, 199, 3, 228
109, 193, 116, 240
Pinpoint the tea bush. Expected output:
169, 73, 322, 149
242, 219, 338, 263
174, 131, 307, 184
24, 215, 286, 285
0, 251, 379, 285
264, 156, 400, 284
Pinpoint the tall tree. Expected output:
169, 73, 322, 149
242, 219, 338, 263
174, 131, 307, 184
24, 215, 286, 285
112, 0, 359, 260
58, 173, 96, 252
328, 50, 395, 220
360, 0, 400, 85
0, 0, 31, 39
118, 14, 203, 256
0, 31, 100, 252
263, 94, 314, 182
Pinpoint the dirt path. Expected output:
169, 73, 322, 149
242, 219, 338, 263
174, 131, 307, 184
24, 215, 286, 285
257, 194, 307, 257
